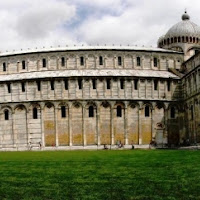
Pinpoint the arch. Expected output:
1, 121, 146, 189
193, 37, 196, 43
178, 37, 181, 42
167, 38, 170, 45
89, 106, 94, 117
190, 37, 192, 43
14, 104, 28, 146
116, 105, 122, 117
186, 36, 188, 42
145, 105, 150, 117
171, 38, 174, 43
174, 37, 177, 43
182, 36, 185, 42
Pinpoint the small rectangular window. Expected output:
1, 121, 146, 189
61, 106, 66, 118
50, 80, 54, 90
120, 79, 124, 89
5, 110, 9, 120
92, 79, 96, 89
7, 83, 11, 93
61, 57, 65, 67
137, 57, 141, 66
42, 59, 46, 68
167, 80, 171, 91
134, 79, 138, 90
78, 79, 82, 89
99, 56, 103, 65
153, 57, 158, 67
37, 81, 41, 91
118, 56, 122, 66
22, 60, 26, 69
107, 79, 111, 89
22, 82, 25, 92
64, 80, 68, 90
3, 62, 6, 72
80, 57, 84, 66
154, 80, 158, 90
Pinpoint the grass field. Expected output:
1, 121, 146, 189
0, 150, 200, 200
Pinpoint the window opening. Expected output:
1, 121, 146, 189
64, 80, 68, 90
153, 57, 158, 67
170, 107, 175, 118
89, 106, 94, 117
5, 110, 9, 120
107, 79, 111, 89
22, 60, 26, 69
7, 83, 11, 93
117, 105, 122, 117
134, 79, 138, 90
80, 57, 84, 66
42, 59, 46, 68
99, 56, 103, 65
3, 62, 6, 72
120, 79, 124, 89
61, 106, 66, 118
61, 57, 65, 67
137, 57, 141, 66
154, 80, 158, 90
33, 107, 38, 119
145, 106, 150, 117
22, 82, 25, 92
118, 56, 122, 66
78, 79, 82, 89
37, 81, 41, 91
92, 79, 96, 89
50, 80, 54, 90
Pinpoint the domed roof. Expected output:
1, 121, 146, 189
165, 11, 200, 38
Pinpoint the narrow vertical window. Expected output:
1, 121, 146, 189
3, 62, 6, 72
7, 83, 11, 93
22, 60, 26, 69
118, 56, 122, 66
145, 105, 150, 117
80, 57, 84, 66
134, 79, 138, 90
64, 80, 68, 90
99, 56, 103, 65
37, 81, 41, 91
170, 107, 175, 118
92, 79, 96, 89
137, 57, 141, 66
120, 79, 124, 89
107, 79, 111, 89
4, 110, 9, 120
33, 107, 38, 119
89, 106, 94, 117
61, 106, 66, 118
167, 80, 171, 91
61, 57, 65, 67
153, 57, 158, 67
117, 106, 122, 117
78, 79, 82, 89
154, 80, 158, 90
22, 82, 25, 92
42, 59, 46, 68
50, 80, 54, 90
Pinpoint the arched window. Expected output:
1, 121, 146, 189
22, 60, 26, 69
99, 56, 103, 65
136, 57, 141, 66
33, 107, 38, 119
117, 105, 122, 117
61, 106, 66, 118
178, 37, 181, 42
170, 107, 175, 118
4, 110, 9, 120
42, 58, 46, 68
3, 62, 6, 72
89, 106, 94, 117
145, 105, 150, 117
61, 57, 65, 67
182, 36, 185, 42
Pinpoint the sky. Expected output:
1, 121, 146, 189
0, 0, 200, 52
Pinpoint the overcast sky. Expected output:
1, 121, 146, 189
0, 0, 200, 52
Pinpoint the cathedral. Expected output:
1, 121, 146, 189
0, 11, 199, 150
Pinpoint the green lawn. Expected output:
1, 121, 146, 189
0, 150, 200, 200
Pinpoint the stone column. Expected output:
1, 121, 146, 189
54, 104, 58, 147
69, 103, 73, 146
96, 103, 100, 146
40, 105, 45, 148
124, 103, 128, 145
83, 103, 86, 146
138, 104, 142, 145
111, 102, 114, 146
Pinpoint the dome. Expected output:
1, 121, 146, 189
165, 12, 200, 38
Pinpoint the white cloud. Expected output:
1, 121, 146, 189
0, 0, 200, 52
